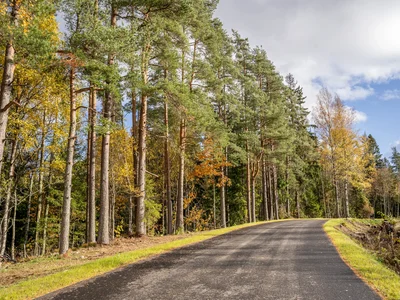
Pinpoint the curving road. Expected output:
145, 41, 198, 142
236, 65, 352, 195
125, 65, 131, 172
40, 220, 380, 300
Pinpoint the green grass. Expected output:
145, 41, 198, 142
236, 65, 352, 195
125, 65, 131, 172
324, 219, 400, 300
0, 220, 285, 300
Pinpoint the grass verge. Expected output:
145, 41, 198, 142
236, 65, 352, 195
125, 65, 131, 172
0, 220, 282, 300
324, 219, 400, 300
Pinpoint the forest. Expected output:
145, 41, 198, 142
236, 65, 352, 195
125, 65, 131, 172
0, 0, 399, 260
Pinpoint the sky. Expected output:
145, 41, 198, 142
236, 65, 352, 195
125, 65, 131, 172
214, 0, 400, 157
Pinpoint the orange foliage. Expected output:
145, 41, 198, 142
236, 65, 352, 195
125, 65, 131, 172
189, 137, 231, 187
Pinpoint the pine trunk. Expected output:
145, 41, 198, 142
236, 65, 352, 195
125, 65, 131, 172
110, 170, 116, 241
251, 177, 256, 223
11, 189, 17, 260
0, 8, 16, 253
34, 113, 46, 256
273, 164, 279, 220
59, 68, 77, 254
176, 118, 186, 232
98, 92, 111, 244
225, 146, 229, 225
85, 90, 91, 242
246, 150, 252, 223
41, 201, 49, 255
164, 94, 172, 235
130, 89, 137, 237
334, 177, 341, 218
128, 195, 133, 236
87, 88, 96, 243
213, 183, 216, 229
136, 91, 147, 237
321, 170, 328, 218
220, 166, 226, 228
267, 165, 274, 220
43, 144, 55, 255
0, 138, 17, 255
98, 7, 117, 244
261, 159, 269, 221
0, 1, 17, 176
344, 180, 350, 218
285, 156, 290, 217
23, 172, 33, 257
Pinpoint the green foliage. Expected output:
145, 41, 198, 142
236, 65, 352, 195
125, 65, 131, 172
144, 178, 162, 235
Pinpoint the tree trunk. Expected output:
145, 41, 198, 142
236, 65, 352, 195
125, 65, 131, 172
176, 118, 186, 233
86, 101, 91, 242
334, 177, 341, 218
246, 150, 252, 223
220, 167, 226, 228
251, 177, 256, 223
213, 182, 216, 229
34, 113, 46, 256
285, 156, 290, 217
272, 164, 279, 220
0, 138, 17, 255
135, 51, 149, 237
110, 170, 116, 241
164, 91, 173, 235
267, 165, 274, 220
261, 159, 269, 221
132, 90, 138, 233
0, 1, 17, 176
42, 140, 55, 255
24, 172, 33, 258
11, 189, 17, 260
130, 87, 137, 237
87, 88, 96, 243
128, 195, 133, 236
98, 7, 117, 244
296, 190, 300, 218
41, 200, 49, 255
321, 170, 328, 218
135, 92, 147, 237
98, 94, 111, 244
59, 68, 77, 255
225, 146, 229, 226
344, 180, 350, 218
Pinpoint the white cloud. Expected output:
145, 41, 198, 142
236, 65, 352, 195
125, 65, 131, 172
336, 86, 374, 101
381, 89, 400, 101
353, 110, 368, 123
215, 0, 400, 108
344, 106, 368, 124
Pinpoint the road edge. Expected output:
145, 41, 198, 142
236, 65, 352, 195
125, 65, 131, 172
323, 219, 400, 300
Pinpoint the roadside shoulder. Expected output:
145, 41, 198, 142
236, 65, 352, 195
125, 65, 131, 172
324, 219, 400, 300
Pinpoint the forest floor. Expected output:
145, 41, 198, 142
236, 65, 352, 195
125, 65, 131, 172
336, 218, 400, 275
0, 234, 190, 287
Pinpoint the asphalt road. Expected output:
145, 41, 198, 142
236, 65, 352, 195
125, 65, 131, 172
40, 220, 381, 300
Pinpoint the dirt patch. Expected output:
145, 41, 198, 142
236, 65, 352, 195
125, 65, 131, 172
0, 234, 192, 287
337, 219, 400, 275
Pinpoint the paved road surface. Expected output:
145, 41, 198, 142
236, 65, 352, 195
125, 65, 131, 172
40, 220, 380, 300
